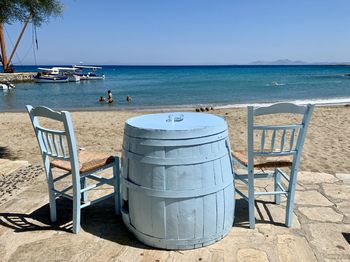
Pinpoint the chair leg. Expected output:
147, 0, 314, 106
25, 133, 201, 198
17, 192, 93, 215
285, 168, 298, 227
80, 177, 87, 203
72, 183, 81, 234
248, 170, 255, 229
274, 169, 281, 205
113, 158, 120, 216
47, 166, 57, 223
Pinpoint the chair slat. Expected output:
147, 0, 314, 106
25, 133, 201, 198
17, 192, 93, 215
254, 151, 295, 157
270, 129, 276, 151
280, 129, 286, 152
59, 134, 68, 158
40, 131, 48, 153
46, 132, 55, 156
260, 130, 266, 152
37, 126, 66, 135
289, 129, 296, 151
254, 191, 288, 196
254, 124, 302, 130
52, 134, 58, 155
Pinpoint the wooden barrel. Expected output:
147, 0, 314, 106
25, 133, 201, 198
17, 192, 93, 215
121, 112, 234, 250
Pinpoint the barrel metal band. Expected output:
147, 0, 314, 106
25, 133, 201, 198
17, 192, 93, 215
123, 131, 228, 147
121, 177, 233, 198
123, 149, 229, 166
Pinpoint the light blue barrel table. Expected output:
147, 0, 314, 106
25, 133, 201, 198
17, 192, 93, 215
121, 112, 234, 250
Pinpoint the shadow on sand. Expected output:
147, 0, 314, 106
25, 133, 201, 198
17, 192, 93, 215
343, 232, 350, 245
234, 198, 286, 228
0, 146, 17, 160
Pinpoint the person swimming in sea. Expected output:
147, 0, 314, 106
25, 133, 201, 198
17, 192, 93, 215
107, 90, 113, 103
126, 95, 132, 103
99, 96, 106, 102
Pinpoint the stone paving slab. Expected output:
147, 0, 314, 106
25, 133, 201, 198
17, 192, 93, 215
295, 190, 334, 207
335, 173, 350, 185
306, 223, 350, 258
322, 184, 350, 202
276, 234, 317, 262
299, 207, 343, 223
0, 164, 349, 261
298, 171, 339, 184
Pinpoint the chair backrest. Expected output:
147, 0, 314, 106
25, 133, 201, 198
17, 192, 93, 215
26, 105, 79, 173
247, 103, 314, 168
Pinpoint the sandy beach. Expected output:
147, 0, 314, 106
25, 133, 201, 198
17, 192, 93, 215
0, 104, 350, 261
1, 105, 349, 173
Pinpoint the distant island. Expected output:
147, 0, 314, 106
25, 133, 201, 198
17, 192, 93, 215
250, 59, 350, 66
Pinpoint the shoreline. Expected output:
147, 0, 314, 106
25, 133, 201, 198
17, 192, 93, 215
1, 97, 349, 113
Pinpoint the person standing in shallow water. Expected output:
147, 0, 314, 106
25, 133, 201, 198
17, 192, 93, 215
107, 90, 113, 103
126, 95, 132, 103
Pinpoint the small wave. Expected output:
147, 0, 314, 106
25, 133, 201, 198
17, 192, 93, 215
267, 81, 285, 87
216, 97, 350, 109
266, 84, 286, 86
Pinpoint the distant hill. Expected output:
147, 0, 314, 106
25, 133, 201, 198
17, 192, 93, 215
250, 59, 308, 65
250, 59, 350, 66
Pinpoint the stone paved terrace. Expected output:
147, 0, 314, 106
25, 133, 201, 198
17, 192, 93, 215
0, 160, 349, 261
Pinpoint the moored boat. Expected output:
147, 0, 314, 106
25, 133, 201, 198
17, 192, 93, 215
73, 65, 105, 80
33, 72, 69, 83
34, 67, 79, 83
33, 65, 104, 83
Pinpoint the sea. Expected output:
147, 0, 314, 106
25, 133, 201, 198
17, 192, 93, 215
1, 65, 350, 111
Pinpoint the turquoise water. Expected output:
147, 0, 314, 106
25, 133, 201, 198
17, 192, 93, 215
1, 65, 350, 111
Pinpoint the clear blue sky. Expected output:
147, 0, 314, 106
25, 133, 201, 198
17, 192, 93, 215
3, 0, 350, 65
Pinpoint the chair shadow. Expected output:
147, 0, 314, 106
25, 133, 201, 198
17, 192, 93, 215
234, 199, 286, 228
0, 198, 73, 233
1, 196, 286, 249
0, 146, 17, 160
0, 197, 152, 249
343, 233, 350, 245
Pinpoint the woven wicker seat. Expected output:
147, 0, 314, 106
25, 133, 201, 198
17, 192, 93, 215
51, 151, 115, 173
232, 151, 292, 169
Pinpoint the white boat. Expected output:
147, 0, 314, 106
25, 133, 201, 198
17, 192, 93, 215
33, 73, 69, 83
0, 82, 15, 90
67, 74, 81, 82
58, 68, 81, 82
34, 67, 80, 83
73, 65, 105, 80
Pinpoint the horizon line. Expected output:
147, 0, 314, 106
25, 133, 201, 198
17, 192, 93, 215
2, 63, 350, 67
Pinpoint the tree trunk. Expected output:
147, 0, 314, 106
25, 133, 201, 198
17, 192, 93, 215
0, 23, 9, 72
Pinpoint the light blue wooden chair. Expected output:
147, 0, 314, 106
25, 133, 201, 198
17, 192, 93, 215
26, 105, 120, 233
232, 103, 314, 229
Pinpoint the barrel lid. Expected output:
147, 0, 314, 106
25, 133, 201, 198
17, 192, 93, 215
124, 112, 227, 139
